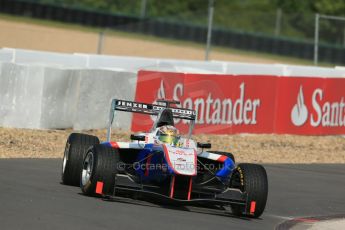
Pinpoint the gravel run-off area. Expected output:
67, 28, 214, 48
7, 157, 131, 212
0, 127, 344, 163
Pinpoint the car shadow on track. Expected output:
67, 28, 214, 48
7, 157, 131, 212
85, 194, 256, 221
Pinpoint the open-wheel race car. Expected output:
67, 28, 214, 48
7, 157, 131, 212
61, 99, 268, 218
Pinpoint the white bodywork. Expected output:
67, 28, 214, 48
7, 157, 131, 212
108, 129, 226, 166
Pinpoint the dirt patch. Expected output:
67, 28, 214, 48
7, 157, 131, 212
1, 127, 344, 163
0, 18, 281, 63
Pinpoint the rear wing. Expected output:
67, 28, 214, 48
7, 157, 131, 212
106, 99, 196, 141
114, 99, 196, 120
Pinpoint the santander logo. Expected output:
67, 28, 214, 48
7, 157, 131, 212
291, 86, 308, 126
291, 85, 345, 127
154, 80, 261, 126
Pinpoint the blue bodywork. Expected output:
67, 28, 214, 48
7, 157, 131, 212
102, 142, 235, 182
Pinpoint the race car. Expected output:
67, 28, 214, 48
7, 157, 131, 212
61, 99, 268, 218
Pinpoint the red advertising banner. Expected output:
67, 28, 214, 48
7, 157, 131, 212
276, 77, 345, 135
132, 70, 345, 135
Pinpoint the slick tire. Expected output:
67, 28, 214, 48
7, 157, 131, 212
230, 163, 268, 218
61, 133, 100, 186
80, 144, 120, 196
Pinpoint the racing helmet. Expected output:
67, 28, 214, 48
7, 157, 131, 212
157, 125, 180, 145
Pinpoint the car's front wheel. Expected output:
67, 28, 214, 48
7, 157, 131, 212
61, 133, 99, 186
80, 144, 120, 196
229, 163, 268, 218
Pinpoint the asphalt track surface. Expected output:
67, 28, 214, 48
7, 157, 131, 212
0, 159, 344, 230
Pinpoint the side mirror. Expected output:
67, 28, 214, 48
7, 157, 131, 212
197, 142, 211, 149
130, 134, 146, 141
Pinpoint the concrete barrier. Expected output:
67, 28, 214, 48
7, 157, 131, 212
0, 61, 136, 130
76, 53, 158, 72
73, 69, 137, 130
0, 48, 88, 68
39, 68, 79, 129
214, 61, 284, 75
278, 64, 345, 78
0, 62, 44, 128
0, 48, 13, 63
1, 48, 345, 131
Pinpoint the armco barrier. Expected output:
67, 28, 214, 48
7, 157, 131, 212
133, 71, 345, 135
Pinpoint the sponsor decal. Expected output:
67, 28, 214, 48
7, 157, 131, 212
277, 77, 345, 134
156, 80, 261, 126
134, 71, 278, 134
164, 145, 197, 175
291, 86, 308, 126
116, 100, 149, 109
177, 157, 186, 162
134, 71, 345, 135
116, 97, 195, 119
310, 88, 345, 127
290, 85, 345, 128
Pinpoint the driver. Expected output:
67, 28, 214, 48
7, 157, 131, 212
157, 125, 180, 146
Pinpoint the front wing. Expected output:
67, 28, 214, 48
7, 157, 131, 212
97, 174, 248, 210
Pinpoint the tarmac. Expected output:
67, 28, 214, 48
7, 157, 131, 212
0, 159, 344, 230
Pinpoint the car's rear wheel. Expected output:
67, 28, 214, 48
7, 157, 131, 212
80, 144, 119, 196
229, 163, 268, 218
209, 151, 235, 163
61, 133, 100, 186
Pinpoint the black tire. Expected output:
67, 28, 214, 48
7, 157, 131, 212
80, 144, 119, 196
61, 133, 100, 186
230, 163, 268, 218
209, 151, 235, 163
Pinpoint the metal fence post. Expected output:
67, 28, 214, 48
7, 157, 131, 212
275, 8, 282, 36
97, 30, 105, 54
343, 27, 345, 47
141, 0, 147, 18
205, 0, 215, 61
314, 13, 320, 66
